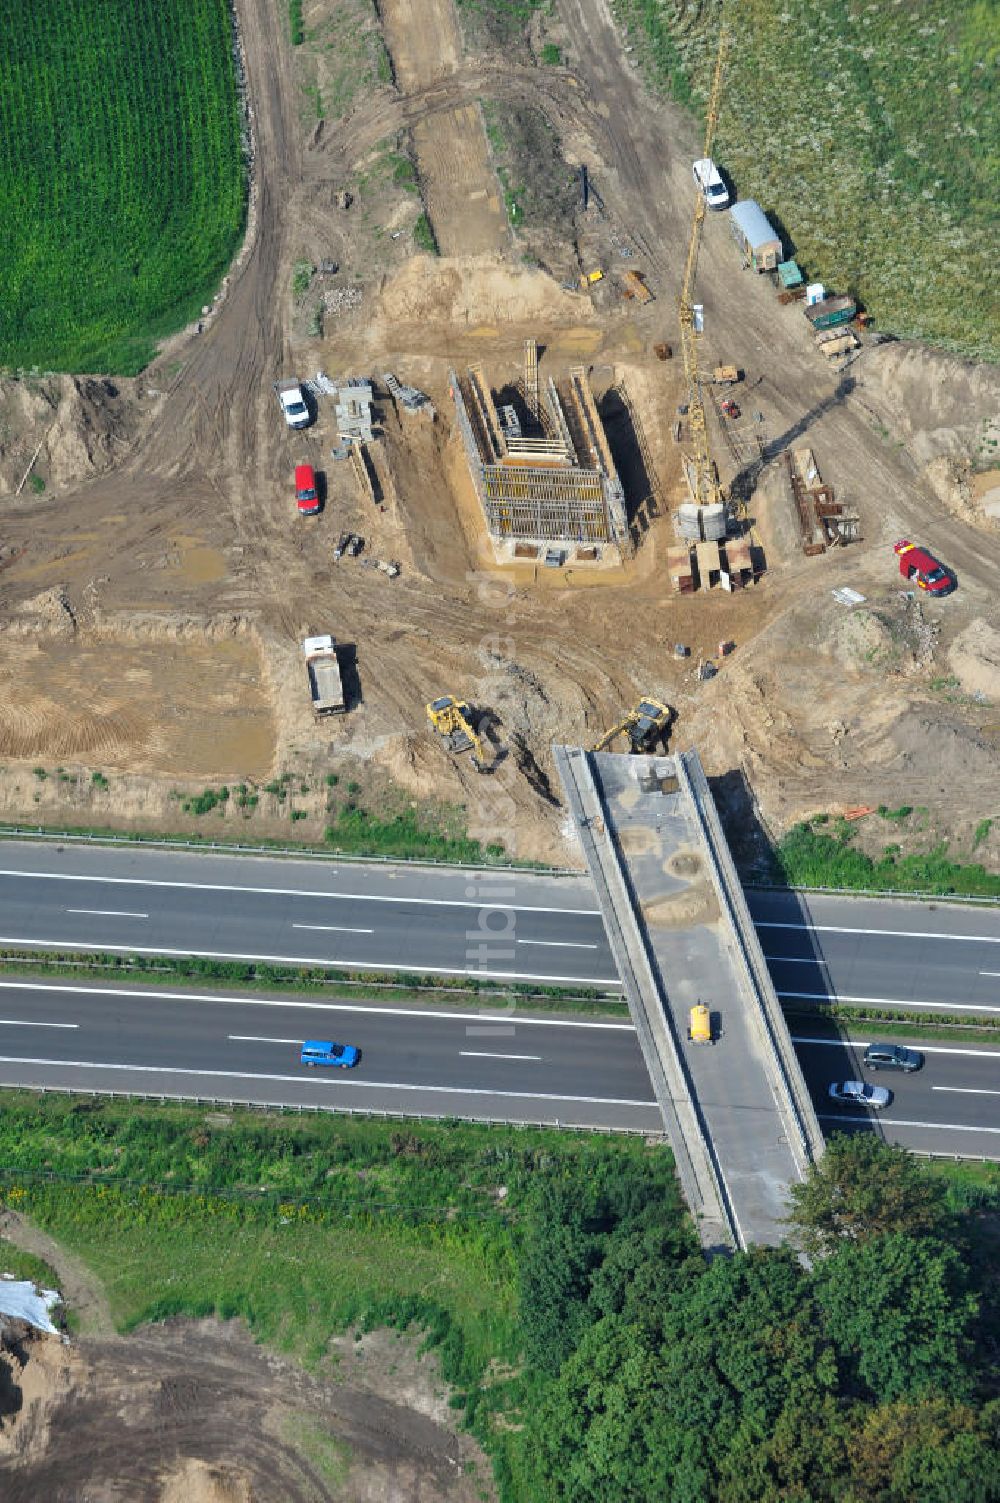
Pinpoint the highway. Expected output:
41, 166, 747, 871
0, 976, 660, 1132
0, 840, 995, 1152
0, 976, 993, 1153
0, 842, 997, 1016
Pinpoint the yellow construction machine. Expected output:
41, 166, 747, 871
592, 698, 674, 756
426, 695, 494, 773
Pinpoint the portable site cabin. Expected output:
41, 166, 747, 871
729, 200, 782, 272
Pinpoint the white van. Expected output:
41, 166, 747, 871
692, 158, 730, 210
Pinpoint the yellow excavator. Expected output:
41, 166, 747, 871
592, 698, 674, 755
426, 695, 494, 773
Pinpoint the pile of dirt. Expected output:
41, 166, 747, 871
948, 618, 1000, 701
0, 1320, 78, 1467
827, 597, 938, 677
0, 376, 138, 497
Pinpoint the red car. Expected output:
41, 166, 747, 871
893, 539, 954, 595
295, 463, 319, 515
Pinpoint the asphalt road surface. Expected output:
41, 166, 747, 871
0, 976, 994, 1152
0, 976, 659, 1131
0, 841, 995, 1151
0, 842, 997, 1017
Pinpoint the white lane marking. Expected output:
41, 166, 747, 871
0, 1020, 78, 1029
66, 909, 148, 919
230, 1035, 301, 1045
460, 1051, 542, 1061
0, 1054, 656, 1107
765, 954, 829, 966
757, 920, 1000, 945
517, 939, 599, 950
292, 924, 374, 934
0, 938, 622, 990
791, 1035, 1000, 1059
0, 868, 599, 916
779, 989, 1000, 1015
931, 1085, 1000, 1097
981, 971, 1000, 977
818, 1112, 1000, 1136
0, 980, 635, 1029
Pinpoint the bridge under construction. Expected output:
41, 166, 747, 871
450, 339, 629, 565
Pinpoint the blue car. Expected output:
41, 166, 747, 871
300, 1040, 360, 1068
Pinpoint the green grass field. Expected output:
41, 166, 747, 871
614, 0, 1000, 360
0, 0, 245, 375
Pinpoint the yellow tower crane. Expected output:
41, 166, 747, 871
677, 26, 731, 511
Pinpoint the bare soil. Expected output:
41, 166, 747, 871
0, 1317, 491, 1503
0, 0, 997, 869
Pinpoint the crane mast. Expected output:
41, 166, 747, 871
677, 28, 730, 510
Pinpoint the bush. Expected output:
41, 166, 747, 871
413, 212, 438, 254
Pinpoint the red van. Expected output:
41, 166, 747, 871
295, 464, 319, 515
893, 539, 954, 595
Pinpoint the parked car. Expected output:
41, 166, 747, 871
893, 539, 955, 595
300, 1040, 359, 1068
864, 1042, 923, 1073
295, 463, 320, 515
692, 157, 730, 210
828, 1080, 892, 1110
276, 378, 311, 429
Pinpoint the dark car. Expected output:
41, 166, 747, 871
864, 1042, 923, 1073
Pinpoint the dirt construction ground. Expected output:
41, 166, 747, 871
0, 0, 998, 868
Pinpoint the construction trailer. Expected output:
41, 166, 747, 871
450, 357, 629, 564
729, 200, 782, 272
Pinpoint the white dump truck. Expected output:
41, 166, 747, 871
303, 635, 345, 715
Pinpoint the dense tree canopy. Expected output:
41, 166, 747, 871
503, 1136, 1000, 1503
785, 1133, 949, 1257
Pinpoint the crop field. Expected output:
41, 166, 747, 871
0, 0, 245, 375
614, 0, 999, 361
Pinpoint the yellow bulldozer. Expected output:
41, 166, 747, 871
592, 698, 674, 756
426, 695, 494, 774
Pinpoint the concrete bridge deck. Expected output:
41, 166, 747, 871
555, 745, 824, 1250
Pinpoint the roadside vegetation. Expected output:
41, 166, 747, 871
2, 1100, 998, 1501
0, 0, 245, 374
774, 817, 1000, 898
0, 947, 621, 1015
612, 0, 999, 360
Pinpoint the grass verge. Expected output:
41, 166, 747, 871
0, 1097, 678, 1450
0, 816, 554, 869
0, 949, 624, 1016
773, 820, 1000, 899
782, 1002, 1000, 1047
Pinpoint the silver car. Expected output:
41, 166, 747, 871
828, 1080, 892, 1110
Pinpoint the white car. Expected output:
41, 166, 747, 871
276, 378, 311, 430
828, 1080, 892, 1110
692, 157, 730, 210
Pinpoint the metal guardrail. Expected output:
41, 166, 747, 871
746, 881, 1000, 907
679, 753, 824, 1174
0, 825, 583, 878
0, 1083, 660, 1136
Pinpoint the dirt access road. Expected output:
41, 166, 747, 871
0, 0, 996, 865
